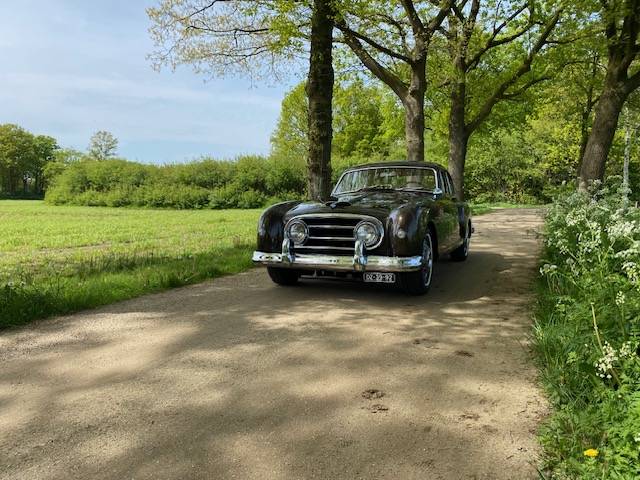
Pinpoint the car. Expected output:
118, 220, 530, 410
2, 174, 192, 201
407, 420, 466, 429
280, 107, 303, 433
252, 161, 472, 294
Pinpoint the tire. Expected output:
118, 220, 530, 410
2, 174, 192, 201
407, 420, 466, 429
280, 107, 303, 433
451, 221, 470, 262
267, 267, 300, 286
400, 232, 434, 295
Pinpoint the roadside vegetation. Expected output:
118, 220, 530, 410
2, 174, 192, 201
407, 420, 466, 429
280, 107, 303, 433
535, 179, 640, 478
0, 201, 260, 328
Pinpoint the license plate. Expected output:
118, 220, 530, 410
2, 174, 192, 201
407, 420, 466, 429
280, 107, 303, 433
363, 272, 396, 283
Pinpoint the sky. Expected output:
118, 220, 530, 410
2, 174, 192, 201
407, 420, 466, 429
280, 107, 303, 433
0, 1, 298, 163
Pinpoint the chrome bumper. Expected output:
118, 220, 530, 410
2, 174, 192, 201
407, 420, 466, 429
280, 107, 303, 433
252, 250, 423, 272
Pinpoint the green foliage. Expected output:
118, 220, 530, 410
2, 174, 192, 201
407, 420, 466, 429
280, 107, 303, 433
87, 130, 118, 160
45, 156, 305, 209
147, 1, 306, 79
0, 201, 261, 327
0, 124, 59, 196
535, 181, 640, 478
271, 79, 405, 163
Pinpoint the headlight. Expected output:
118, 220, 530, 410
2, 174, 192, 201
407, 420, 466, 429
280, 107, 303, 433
286, 219, 308, 244
355, 221, 381, 248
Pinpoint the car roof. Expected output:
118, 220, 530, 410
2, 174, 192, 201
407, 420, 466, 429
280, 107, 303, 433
343, 161, 445, 172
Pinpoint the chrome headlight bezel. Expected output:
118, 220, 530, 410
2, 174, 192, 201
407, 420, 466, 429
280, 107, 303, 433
354, 220, 383, 249
285, 219, 308, 245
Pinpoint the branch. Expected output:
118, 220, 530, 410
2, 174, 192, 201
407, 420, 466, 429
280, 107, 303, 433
336, 24, 412, 63
400, 0, 426, 36
185, 24, 269, 35
425, 0, 455, 40
335, 22, 408, 99
466, 3, 532, 71
501, 75, 551, 99
626, 68, 640, 94
620, 1, 640, 69
374, 13, 412, 55
466, 9, 561, 132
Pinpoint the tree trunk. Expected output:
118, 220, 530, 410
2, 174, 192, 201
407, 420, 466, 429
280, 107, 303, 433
306, 0, 334, 202
403, 60, 426, 162
448, 126, 468, 200
576, 54, 599, 176
447, 59, 468, 199
579, 76, 628, 188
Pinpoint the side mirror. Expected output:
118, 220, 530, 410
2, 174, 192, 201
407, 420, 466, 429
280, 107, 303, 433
432, 187, 444, 198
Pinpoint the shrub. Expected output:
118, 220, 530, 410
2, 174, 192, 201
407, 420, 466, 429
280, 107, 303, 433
208, 184, 266, 209
535, 178, 640, 478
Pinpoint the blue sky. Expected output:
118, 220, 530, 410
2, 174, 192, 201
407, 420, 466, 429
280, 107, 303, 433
0, 1, 298, 163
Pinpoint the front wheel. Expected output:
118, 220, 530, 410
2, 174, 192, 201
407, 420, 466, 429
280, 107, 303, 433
400, 232, 434, 295
267, 267, 300, 286
451, 222, 470, 262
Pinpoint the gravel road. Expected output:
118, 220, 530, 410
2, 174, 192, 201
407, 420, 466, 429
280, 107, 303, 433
0, 209, 547, 480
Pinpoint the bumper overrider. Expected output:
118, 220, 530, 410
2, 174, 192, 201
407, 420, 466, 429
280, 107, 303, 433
252, 239, 423, 273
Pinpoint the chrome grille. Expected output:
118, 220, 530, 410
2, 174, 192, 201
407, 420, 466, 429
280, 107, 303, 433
288, 214, 381, 255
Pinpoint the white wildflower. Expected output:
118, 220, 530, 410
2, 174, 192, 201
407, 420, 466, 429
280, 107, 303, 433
540, 264, 558, 276
595, 342, 618, 378
619, 341, 637, 359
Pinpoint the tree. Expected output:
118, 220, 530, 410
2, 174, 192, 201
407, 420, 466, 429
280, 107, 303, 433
307, 0, 335, 201
271, 80, 404, 162
334, 0, 453, 162
579, 0, 640, 188
30, 135, 58, 193
440, 0, 562, 198
88, 131, 118, 160
271, 83, 309, 162
147, 1, 304, 80
0, 124, 58, 195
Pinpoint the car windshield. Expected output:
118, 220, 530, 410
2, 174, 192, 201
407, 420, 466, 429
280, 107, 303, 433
333, 167, 438, 195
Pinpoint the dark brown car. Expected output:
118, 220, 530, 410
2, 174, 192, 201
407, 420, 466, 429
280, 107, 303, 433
252, 162, 472, 294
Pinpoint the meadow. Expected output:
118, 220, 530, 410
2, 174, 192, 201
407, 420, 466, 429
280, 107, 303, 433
0, 201, 261, 328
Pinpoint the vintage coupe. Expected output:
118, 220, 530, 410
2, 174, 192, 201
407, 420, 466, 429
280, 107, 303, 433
252, 162, 472, 294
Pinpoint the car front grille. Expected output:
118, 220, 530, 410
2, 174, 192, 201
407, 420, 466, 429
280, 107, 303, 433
290, 215, 376, 256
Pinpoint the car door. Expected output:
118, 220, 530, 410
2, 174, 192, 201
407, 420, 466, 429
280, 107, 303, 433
438, 170, 462, 252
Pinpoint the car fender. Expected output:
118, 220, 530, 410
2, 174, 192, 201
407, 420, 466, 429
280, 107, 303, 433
257, 200, 303, 253
388, 204, 432, 257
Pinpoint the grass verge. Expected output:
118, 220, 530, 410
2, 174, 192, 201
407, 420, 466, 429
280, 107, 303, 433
470, 201, 542, 216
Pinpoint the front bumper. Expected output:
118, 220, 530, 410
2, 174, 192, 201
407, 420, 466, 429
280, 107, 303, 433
252, 250, 423, 272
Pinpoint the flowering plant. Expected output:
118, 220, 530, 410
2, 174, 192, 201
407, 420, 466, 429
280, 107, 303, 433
536, 178, 640, 478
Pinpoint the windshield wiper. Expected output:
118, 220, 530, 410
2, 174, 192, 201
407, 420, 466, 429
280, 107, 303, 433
397, 186, 431, 192
359, 184, 395, 191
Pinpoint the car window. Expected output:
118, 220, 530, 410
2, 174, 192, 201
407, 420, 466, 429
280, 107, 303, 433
333, 167, 438, 194
446, 172, 456, 196
440, 171, 451, 195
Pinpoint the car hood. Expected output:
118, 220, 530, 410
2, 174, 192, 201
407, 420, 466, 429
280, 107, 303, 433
283, 190, 435, 222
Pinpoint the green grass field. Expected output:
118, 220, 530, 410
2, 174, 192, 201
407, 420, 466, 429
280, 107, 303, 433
0, 201, 261, 328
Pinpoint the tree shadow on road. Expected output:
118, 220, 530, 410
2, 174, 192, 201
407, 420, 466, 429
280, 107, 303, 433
0, 214, 546, 480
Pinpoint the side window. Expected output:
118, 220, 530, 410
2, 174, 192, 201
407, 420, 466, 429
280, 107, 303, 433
446, 172, 456, 197
440, 171, 452, 195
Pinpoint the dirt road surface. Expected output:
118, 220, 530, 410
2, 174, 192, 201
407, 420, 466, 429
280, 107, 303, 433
0, 209, 546, 480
